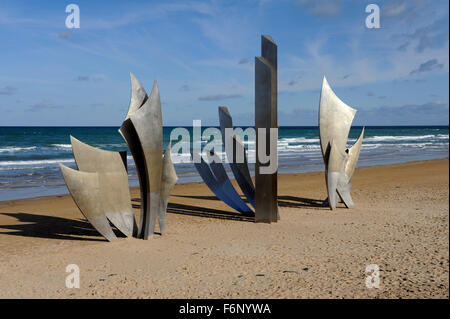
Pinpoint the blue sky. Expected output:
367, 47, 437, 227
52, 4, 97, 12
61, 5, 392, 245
0, 0, 448, 126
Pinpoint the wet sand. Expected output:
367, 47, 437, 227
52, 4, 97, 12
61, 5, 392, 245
0, 159, 448, 298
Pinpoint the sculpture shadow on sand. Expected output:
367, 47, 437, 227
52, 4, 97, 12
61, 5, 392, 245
131, 198, 254, 222
0, 212, 123, 241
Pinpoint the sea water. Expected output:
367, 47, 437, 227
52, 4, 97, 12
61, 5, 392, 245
0, 126, 448, 201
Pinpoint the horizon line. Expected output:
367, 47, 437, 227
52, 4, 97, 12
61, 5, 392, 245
0, 125, 448, 128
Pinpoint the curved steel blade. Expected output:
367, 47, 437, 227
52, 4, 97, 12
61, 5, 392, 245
70, 136, 134, 237
218, 106, 255, 207
59, 164, 118, 242
194, 155, 253, 214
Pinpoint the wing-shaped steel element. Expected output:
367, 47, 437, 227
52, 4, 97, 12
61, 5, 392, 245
119, 119, 147, 237
209, 161, 253, 214
333, 127, 365, 209
119, 74, 148, 237
319, 77, 357, 164
70, 136, 135, 237
159, 143, 178, 233
346, 127, 365, 180
125, 72, 148, 120
120, 78, 163, 239
59, 164, 118, 242
194, 154, 253, 214
218, 106, 256, 207
319, 77, 362, 210
327, 140, 350, 210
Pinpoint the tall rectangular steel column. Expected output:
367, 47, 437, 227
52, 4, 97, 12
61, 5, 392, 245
255, 35, 278, 223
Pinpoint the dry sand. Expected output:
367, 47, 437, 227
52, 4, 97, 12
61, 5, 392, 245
0, 159, 448, 298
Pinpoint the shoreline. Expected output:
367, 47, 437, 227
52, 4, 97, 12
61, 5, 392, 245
0, 158, 448, 298
1, 157, 448, 204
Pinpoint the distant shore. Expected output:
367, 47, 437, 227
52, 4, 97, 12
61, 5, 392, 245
0, 158, 448, 298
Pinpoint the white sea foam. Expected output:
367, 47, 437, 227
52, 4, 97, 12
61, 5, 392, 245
0, 166, 47, 171
279, 137, 320, 144
0, 158, 74, 167
362, 135, 441, 142
1, 134, 447, 169
0, 146, 37, 153
279, 144, 321, 150
51, 144, 72, 149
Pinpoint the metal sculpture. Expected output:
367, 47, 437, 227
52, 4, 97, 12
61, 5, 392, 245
194, 152, 253, 214
59, 73, 177, 241
59, 136, 135, 241
255, 35, 278, 223
59, 165, 119, 241
193, 35, 279, 221
218, 106, 255, 207
119, 75, 163, 240
159, 143, 178, 233
70, 136, 135, 237
319, 77, 364, 210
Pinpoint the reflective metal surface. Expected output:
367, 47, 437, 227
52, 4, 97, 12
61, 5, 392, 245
159, 143, 178, 233
194, 154, 253, 214
218, 106, 255, 207
70, 136, 134, 236
59, 164, 118, 242
119, 75, 163, 239
255, 35, 278, 223
319, 77, 363, 210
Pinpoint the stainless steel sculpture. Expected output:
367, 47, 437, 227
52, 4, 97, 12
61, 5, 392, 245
59, 136, 136, 241
159, 143, 178, 233
255, 35, 278, 223
218, 106, 256, 207
194, 117, 253, 214
69, 136, 135, 237
119, 74, 164, 239
59, 165, 119, 242
59, 73, 175, 241
194, 152, 253, 214
319, 77, 364, 210
193, 35, 279, 221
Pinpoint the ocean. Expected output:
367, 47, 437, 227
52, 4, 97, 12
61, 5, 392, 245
0, 126, 448, 201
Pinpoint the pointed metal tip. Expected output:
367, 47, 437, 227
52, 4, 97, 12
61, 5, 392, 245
59, 162, 75, 173
151, 79, 159, 94
129, 72, 138, 85
321, 77, 331, 94
262, 34, 275, 44
218, 106, 230, 116
320, 76, 357, 114
130, 72, 139, 84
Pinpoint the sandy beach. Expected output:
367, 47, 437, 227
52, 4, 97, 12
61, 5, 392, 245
0, 159, 448, 298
